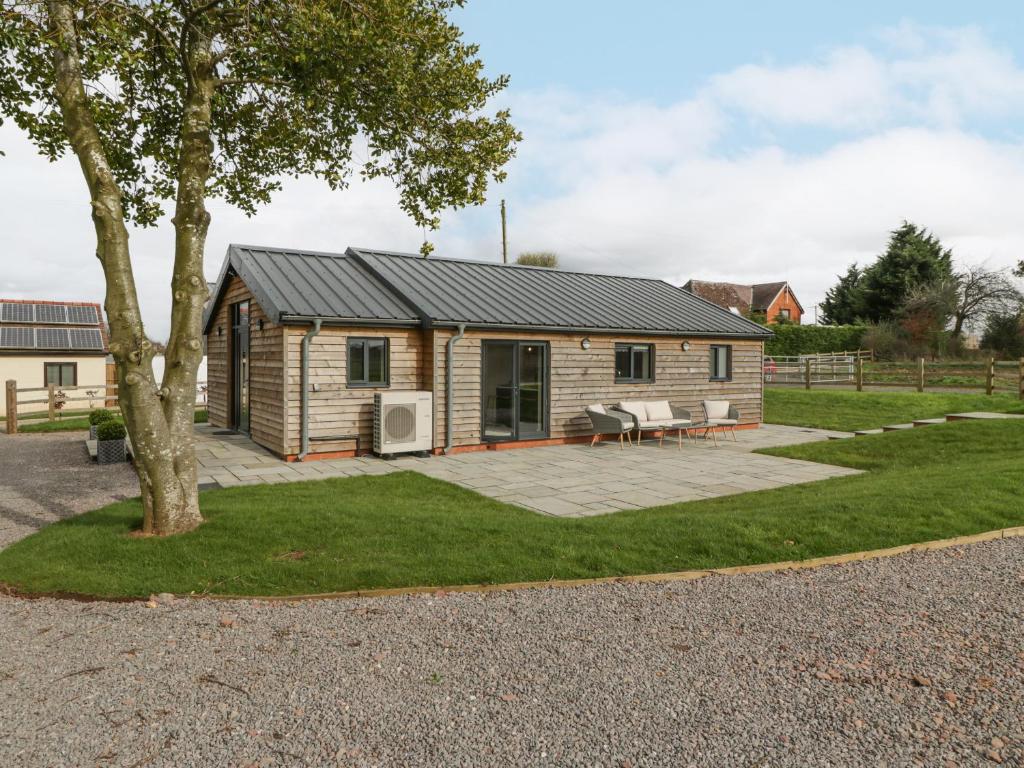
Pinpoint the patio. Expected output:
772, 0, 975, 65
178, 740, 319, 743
194, 423, 859, 518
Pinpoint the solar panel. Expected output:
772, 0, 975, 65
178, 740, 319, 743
35, 328, 70, 348
0, 303, 33, 323
0, 326, 35, 348
34, 304, 68, 324
68, 328, 104, 350
66, 305, 99, 325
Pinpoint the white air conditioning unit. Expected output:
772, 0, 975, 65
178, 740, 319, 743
373, 391, 433, 456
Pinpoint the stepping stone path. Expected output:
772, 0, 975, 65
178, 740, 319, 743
852, 411, 1024, 438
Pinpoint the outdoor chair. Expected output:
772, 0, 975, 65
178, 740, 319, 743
612, 400, 694, 447
700, 400, 740, 445
585, 404, 634, 449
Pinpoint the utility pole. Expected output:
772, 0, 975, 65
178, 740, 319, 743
500, 199, 508, 264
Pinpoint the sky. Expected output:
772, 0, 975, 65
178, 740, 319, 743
3, 1, 1024, 337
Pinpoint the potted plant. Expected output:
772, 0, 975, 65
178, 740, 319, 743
96, 419, 128, 464
88, 408, 115, 440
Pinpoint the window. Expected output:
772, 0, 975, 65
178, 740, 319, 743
709, 345, 732, 381
44, 362, 76, 387
779, 308, 791, 320
348, 337, 389, 386
614, 343, 654, 383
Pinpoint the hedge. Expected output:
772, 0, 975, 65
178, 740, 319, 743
764, 324, 867, 356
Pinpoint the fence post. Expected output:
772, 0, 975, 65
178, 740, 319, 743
917, 358, 925, 393
1019, 358, 1024, 401
804, 359, 812, 390
856, 359, 864, 392
47, 383, 56, 421
985, 357, 995, 396
5, 380, 16, 435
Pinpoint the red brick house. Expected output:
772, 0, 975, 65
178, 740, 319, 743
681, 280, 804, 324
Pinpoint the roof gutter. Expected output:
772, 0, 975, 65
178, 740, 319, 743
429, 321, 771, 340
298, 319, 322, 461
443, 324, 466, 455
279, 314, 420, 328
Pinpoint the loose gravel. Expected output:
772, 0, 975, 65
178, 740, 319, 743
0, 537, 1021, 767
0, 431, 137, 548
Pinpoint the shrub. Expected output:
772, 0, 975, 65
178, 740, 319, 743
764, 324, 867, 356
96, 420, 127, 442
88, 408, 116, 426
981, 312, 1024, 358
861, 321, 921, 361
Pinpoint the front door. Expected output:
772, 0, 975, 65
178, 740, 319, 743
482, 340, 548, 442
231, 300, 250, 433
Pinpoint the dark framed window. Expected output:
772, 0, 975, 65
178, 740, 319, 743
348, 337, 389, 387
614, 343, 654, 383
44, 362, 77, 387
709, 345, 732, 381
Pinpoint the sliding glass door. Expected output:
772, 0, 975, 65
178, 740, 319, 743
481, 340, 548, 442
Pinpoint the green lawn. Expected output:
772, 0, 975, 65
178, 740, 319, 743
17, 408, 208, 433
765, 388, 1024, 432
1, 418, 1022, 598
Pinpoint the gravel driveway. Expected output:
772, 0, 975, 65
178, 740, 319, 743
1, 537, 1021, 767
0, 431, 138, 548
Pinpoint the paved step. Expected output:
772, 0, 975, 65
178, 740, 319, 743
912, 418, 947, 427
882, 423, 915, 432
946, 412, 1024, 422
853, 429, 884, 436
827, 434, 855, 440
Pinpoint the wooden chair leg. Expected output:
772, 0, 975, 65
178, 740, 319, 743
619, 432, 624, 449
711, 427, 718, 447
626, 430, 633, 447
731, 426, 738, 442
591, 433, 599, 447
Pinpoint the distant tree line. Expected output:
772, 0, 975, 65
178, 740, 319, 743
819, 222, 1024, 359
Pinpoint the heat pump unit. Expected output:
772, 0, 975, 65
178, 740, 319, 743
373, 391, 433, 456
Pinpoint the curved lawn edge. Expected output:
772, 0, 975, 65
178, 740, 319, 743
2, 524, 1022, 603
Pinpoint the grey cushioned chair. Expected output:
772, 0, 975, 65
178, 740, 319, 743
610, 401, 695, 447
700, 400, 740, 445
585, 404, 634, 449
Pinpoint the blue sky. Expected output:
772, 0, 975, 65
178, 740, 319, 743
454, 1, 1015, 103
2, 1, 1024, 334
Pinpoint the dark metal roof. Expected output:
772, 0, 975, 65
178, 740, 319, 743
203, 245, 420, 333
205, 244, 772, 338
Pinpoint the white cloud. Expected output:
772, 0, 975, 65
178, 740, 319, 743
2, 22, 1023, 337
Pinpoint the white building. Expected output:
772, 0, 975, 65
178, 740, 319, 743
0, 299, 109, 416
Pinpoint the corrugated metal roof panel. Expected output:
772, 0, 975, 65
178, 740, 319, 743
204, 244, 772, 338
352, 249, 771, 337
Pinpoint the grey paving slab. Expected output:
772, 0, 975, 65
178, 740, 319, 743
189, 423, 861, 518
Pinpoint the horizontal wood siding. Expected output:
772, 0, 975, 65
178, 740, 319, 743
433, 329, 763, 448
282, 326, 428, 455
204, 275, 285, 454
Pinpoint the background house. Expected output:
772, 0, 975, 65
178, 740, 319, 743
682, 280, 804, 324
204, 245, 772, 459
0, 299, 108, 416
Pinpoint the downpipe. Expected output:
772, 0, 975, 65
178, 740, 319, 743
443, 324, 466, 455
298, 319, 322, 460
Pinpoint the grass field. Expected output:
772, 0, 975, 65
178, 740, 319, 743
0, 418, 1021, 598
764, 388, 1024, 432
16, 409, 208, 433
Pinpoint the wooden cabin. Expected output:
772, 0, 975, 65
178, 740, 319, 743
203, 245, 772, 460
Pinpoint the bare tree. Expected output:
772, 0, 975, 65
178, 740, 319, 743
950, 264, 1022, 337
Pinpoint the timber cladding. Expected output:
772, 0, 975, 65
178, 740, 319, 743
433, 329, 763, 449
205, 275, 286, 454
281, 326, 428, 456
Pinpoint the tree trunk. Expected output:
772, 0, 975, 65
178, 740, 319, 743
46, 1, 203, 535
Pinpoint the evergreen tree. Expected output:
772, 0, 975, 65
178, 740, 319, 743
820, 264, 863, 325
858, 222, 954, 322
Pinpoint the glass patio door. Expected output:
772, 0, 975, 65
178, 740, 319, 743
231, 300, 250, 433
482, 340, 548, 442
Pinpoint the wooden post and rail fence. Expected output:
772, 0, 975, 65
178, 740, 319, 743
781, 353, 1024, 398
3, 380, 207, 435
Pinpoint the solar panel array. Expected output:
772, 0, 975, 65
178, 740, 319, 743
0, 326, 105, 350
0, 302, 100, 325
1, 303, 33, 323
0, 326, 34, 348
